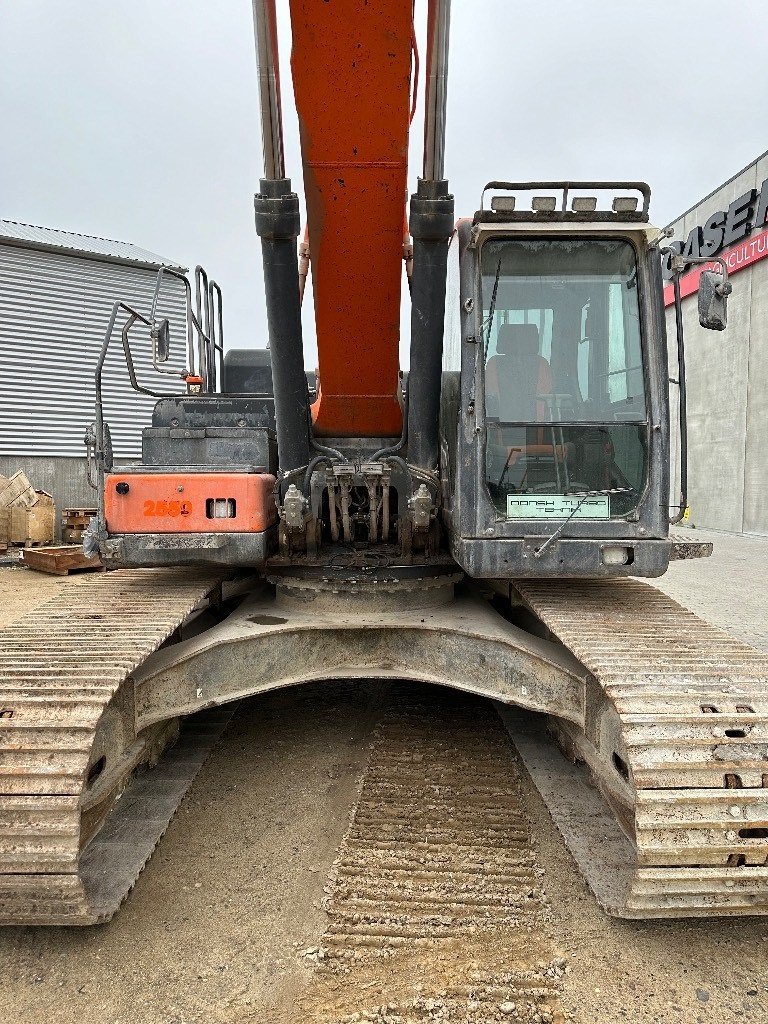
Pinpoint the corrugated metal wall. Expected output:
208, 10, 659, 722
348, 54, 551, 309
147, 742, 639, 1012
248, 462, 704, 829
0, 244, 187, 459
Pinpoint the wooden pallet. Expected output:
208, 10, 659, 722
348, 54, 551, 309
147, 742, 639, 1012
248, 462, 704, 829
21, 545, 103, 576
62, 507, 97, 523
62, 527, 87, 544
61, 509, 96, 544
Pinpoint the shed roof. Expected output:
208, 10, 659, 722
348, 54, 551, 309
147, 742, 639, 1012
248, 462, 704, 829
0, 219, 185, 271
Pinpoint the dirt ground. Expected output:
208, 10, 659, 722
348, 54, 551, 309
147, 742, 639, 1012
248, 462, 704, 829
0, 532, 766, 1023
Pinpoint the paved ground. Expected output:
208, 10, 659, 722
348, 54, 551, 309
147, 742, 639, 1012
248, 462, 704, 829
0, 530, 766, 1023
533, 529, 768, 1024
654, 529, 768, 650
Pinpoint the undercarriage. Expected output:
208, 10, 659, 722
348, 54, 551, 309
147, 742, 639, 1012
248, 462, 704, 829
1, 561, 766, 925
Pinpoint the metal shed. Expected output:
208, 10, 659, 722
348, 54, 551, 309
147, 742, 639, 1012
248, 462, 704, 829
0, 220, 187, 516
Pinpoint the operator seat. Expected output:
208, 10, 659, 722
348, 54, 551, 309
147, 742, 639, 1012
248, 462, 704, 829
485, 323, 551, 421
484, 323, 572, 491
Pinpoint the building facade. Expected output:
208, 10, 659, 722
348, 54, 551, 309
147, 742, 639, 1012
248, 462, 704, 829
664, 150, 768, 536
0, 221, 187, 515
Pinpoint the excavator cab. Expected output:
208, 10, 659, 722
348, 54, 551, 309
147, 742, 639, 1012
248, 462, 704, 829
442, 183, 676, 578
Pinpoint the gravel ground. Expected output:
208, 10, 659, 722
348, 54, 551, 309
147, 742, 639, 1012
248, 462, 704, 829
0, 563, 90, 627
0, 533, 766, 1024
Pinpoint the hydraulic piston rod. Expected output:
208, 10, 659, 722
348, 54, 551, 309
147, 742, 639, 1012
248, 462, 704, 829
252, 0, 285, 182
252, 0, 311, 472
423, 0, 451, 182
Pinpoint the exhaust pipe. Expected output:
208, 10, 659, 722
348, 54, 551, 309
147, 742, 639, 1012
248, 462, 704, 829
252, 0, 311, 472
407, 0, 454, 473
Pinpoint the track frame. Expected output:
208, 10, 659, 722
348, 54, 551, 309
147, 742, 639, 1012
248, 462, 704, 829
2, 568, 767, 924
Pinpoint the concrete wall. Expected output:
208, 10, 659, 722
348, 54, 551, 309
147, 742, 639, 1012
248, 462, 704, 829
665, 153, 768, 536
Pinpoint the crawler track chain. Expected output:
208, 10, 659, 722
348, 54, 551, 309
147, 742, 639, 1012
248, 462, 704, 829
0, 568, 225, 925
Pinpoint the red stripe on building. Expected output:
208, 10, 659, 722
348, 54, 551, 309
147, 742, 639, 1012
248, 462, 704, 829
663, 225, 768, 307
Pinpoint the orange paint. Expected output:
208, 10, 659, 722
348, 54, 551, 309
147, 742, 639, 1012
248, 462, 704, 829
105, 474, 277, 534
288, 0, 413, 437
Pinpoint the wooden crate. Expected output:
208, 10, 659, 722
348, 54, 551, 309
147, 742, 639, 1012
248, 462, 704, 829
0, 472, 37, 511
9, 504, 55, 547
22, 546, 102, 576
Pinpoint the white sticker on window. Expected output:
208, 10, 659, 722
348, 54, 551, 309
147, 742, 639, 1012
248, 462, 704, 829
506, 494, 610, 519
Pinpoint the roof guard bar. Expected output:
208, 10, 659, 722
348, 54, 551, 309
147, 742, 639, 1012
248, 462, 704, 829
480, 181, 651, 218
194, 265, 211, 389
208, 280, 224, 393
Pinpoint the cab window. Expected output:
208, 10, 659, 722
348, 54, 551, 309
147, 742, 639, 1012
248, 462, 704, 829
481, 237, 647, 519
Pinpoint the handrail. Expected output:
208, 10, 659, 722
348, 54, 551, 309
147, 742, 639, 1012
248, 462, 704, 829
89, 266, 223, 534
208, 279, 225, 392
93, 300, 164, 528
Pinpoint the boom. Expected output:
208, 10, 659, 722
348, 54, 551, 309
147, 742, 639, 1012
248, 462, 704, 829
254, 0, 452, 453
289, 0, 413, 438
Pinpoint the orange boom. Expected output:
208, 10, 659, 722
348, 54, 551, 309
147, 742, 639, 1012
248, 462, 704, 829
288, 0, 413, 437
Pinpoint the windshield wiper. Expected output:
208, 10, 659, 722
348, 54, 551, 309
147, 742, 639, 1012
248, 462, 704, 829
481, 259, 502, 352
533, 486, 633, 560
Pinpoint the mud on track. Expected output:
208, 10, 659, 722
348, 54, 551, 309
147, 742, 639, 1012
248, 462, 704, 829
299, 688, 564, 1024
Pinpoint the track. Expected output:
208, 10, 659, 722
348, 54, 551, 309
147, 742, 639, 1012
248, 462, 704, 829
299, 688, 565, 1024
513, 578, 768, 917
3, 562, 765, 930
0, 568, 226, 924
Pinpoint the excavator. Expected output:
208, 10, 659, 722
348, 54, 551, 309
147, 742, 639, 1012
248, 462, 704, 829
1, 0, 766, 927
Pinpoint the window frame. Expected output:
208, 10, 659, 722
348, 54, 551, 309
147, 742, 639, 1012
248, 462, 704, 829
478, 233, 649, 430
474, 230, 654, 523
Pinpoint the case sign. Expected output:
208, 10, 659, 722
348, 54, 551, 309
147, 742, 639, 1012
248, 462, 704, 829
506, 494, 610, 519
663, 175, 768, 306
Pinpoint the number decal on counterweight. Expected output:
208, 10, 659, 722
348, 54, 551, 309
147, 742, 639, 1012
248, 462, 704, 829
143, 500, 192, 517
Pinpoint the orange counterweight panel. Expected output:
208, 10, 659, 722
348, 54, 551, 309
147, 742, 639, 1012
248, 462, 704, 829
105, 474, 277, 534
288, 0, 412, 437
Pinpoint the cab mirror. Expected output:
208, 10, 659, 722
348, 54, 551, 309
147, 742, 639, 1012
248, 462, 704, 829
153, 318, 171, 362
698, 271, 730, 331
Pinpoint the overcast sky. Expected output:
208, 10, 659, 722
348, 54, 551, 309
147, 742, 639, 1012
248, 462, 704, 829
2, 0, 767, 369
